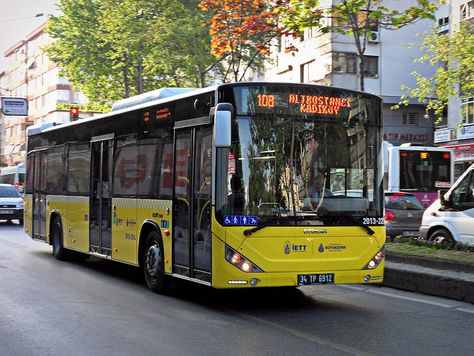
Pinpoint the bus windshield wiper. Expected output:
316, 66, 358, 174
318, 212, 375, 235
243, 218, 281, 236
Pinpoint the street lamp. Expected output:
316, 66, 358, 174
0, 13, 45, 23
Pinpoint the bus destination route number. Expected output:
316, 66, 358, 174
298, 273, 335, 286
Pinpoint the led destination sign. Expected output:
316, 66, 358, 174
256, 93, 351, 115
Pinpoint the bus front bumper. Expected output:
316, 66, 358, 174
213, 262, 385, 289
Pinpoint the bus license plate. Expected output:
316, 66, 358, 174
298, 273, 334, 286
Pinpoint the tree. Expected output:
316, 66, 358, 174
198, 0, 280, 82
273, 0, 440, 91
45, 0, 218, 105
146, 0, 221, 88
396, 22, 474, 123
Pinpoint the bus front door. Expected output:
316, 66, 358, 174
90, 138, 114, 256
32, 151, 46, 241
173, 127, 212, 283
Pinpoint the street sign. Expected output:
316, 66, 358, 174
1, 97, 28, 116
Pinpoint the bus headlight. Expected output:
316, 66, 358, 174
225, 245, 263, 273
363, 246, 385, 270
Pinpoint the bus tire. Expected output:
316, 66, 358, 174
143, 230, 170, 293
429, 228, 454, 247
52, 217, 68, 261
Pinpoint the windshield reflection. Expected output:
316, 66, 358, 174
216, 113, 381, 225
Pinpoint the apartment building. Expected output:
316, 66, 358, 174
433, 0, 474, 179
265, 0, 437, 147
0, 23, 96, 166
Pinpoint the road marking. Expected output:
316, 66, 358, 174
367, 289, 454, 308
456, 308, 474, 315
340, 285, 365, 291
238, 313, 375, 356
339, 285, 454, 308
341, 286, 474, 315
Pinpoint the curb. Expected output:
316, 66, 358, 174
383, 252, 474, 304
384, 262, 474, 303
386, 251, 474, 273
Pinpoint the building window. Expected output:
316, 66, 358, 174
300, 60, 315, 83
438, 17, 449, 26
460, 1, 474, 20
362, 56, 378, 77
402, 112, 420, 126
332, 52, 357, 74
462, 97, 474, 124
304, 27, 319, 40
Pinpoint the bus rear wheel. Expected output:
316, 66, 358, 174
52, 217, 68, 261
143, 230, 170, 293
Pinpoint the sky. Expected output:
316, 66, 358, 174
0, 0, 59, 71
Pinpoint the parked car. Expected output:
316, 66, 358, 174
385, 192, 424, 238
0, 183, 24, 224
420, 163, 474, 246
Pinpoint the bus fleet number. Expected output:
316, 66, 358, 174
362, 217, 384, 225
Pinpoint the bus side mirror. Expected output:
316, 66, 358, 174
213, 103, 233, 148
438, 189, 450, 208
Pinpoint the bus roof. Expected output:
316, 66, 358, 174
28, 82, 382, 137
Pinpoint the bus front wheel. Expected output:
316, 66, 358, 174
52, 217, 68, 261
143, 230, 170, 293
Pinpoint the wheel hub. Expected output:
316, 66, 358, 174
145, 244, 162, 278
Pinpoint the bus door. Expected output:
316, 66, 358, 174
173, 126, 212, 282
32, 151, 46, 241
90, 135, 114, 256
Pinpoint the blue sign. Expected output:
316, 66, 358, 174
223, 215, 258, 226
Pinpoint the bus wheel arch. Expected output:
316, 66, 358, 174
139, 224, 170, 293
50, 213, 68, 260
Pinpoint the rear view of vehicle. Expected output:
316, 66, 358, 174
0, 164, 26, 195
385, 144, 453, 208
385, 192, 424, 238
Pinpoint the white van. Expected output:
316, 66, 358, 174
0, 163, 25, 194
420, 163, 474, 245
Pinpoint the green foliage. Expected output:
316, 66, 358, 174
387, 235, 474, 252
395, 23, 474, 123
45, 0, 218, 105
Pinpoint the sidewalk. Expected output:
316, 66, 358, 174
383, 252, 474, 304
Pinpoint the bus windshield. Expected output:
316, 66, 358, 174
216, 85, 383, 226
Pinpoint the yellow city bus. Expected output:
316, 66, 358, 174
24, 82, 385, 292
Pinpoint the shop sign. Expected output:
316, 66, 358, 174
457, 125, 474, 140
434, 129, 450, 143
445, 143, 474, 161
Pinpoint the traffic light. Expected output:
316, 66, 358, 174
70, 106, 80, 120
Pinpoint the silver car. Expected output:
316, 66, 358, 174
385, 192, 424, 238
0, 184, 24, 224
